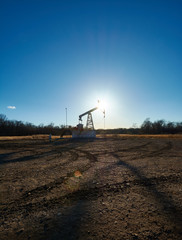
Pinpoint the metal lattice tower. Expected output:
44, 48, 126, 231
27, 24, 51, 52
86, 112, 94, 129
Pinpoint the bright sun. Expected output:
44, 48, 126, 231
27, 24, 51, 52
97, 99, 107, 112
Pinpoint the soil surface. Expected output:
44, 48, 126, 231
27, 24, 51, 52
0, 136, 182, 240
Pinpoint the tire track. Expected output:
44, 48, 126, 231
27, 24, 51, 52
2, 174, 181, 218
121, 141, 173, 161
145, 141, 173, 157
1, 148, 99, 216
19, 151, 79, 200
75, 149, 98, 162
94, 142, 152, 157
2, 149, 95, 206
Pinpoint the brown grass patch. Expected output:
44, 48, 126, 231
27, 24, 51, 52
96, 134, 182, 139
0, 134, 182, 141
0, 135, 60, 141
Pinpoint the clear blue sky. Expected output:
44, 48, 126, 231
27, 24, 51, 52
0, 0, 182, 129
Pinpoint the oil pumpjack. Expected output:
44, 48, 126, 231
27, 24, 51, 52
72, 102, 105, 138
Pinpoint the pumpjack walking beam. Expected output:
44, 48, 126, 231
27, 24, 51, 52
79, 107, 98, 122
78, 107, 98, 130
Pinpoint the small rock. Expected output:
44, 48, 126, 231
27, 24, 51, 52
133, 233, 138, 239
16, 229, 24, 235
74, 170, 82, 178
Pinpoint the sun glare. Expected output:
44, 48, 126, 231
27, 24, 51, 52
97, 99, 107, 112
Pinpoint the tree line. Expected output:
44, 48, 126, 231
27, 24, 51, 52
97, 118, 182, 135
0, 114, 71, 136
140, 118, 182, 134
0, 114, 181, 136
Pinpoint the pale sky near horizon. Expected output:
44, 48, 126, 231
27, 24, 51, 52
0, 0, 182, 129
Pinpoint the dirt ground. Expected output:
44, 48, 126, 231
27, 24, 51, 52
0, 135, 182, 240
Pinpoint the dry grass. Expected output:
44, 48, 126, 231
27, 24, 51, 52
0, 135, 60, 141
1, 134, 182, 141
97, 133, 182, 139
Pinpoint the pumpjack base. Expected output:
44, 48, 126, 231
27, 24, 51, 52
72, 124, 96, 138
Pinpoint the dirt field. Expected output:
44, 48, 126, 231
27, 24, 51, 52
0, 135, 182, 240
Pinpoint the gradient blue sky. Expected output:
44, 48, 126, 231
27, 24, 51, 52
0, 0, 182, 129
